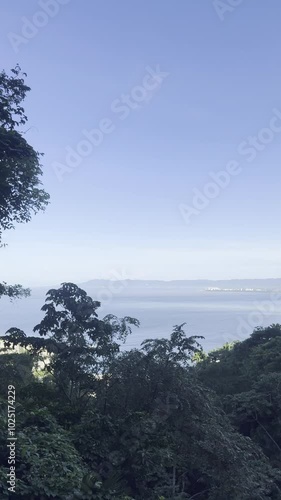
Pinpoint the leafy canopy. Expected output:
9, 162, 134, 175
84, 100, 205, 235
0, 65, 49, 299
0, 65, 49, 241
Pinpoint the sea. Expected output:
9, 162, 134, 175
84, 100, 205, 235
1, 280, 281, 352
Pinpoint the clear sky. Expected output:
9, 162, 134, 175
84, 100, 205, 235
1, 0, 281, 286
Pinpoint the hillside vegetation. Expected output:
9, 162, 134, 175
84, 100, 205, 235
1, 282, 281, 499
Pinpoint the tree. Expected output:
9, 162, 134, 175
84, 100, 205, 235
141, 322, 204, 366
196, 324, 281, 472
74, 328, 281, 499
0, 404, 87, 499
2, 302, 281, 498
0, 65, 49, 299
0, 65, 30, 130
0, 281, 30, 300
3, 282, 140, 408
0, 64, 49, 241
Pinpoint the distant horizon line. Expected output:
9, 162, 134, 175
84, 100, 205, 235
82, 277, 281, 283
29, 277, 281, 288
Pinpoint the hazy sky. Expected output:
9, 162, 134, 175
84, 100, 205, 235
1, 0, 281, 286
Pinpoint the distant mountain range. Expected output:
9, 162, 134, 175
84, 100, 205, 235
27, 279, 281, 299
80, 278, 281, 291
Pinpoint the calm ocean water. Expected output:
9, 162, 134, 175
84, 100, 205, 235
1, 285, 281, 352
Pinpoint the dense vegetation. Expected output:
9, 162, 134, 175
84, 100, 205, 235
1, 67, 281, 498
1, 289, 281, 499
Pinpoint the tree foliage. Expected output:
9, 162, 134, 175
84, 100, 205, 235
0, 65, 49, 240
197, 324, 281, 471
1, 289, 281, 499
0, 65, 49, 299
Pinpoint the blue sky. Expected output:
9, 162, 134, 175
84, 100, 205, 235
1, 0, 281, 285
